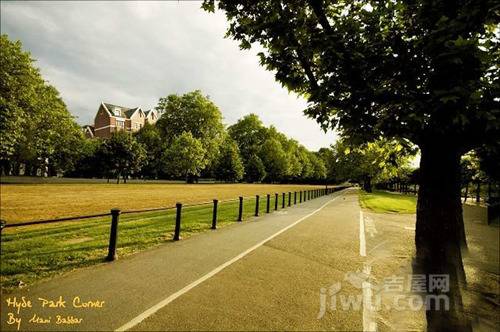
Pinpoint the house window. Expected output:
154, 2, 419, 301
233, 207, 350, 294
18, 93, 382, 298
117, 120, 124, 129
114, 108, 121, 116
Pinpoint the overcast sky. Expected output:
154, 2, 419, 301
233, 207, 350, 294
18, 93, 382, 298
1, 1, 338, 150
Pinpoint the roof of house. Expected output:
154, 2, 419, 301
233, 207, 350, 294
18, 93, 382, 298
82, 125, 94, 137
102, 102, 142, 119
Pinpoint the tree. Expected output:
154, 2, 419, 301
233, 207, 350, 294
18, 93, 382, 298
283, 139, 303, 180
135, 123, 164, 179
460, 154, 480, 203
297, 146, 314, 181
0, 35, 85, 176
228, 113, 268, 164
332, 138, 415, 192
67, 138, 103, 179
162, 132, 208, 182
258, 137, 289, 182
477, 143, 500, 183
0, 35, 37, 168
103, 132, 146, 184
309, 153, 327, 182
318, 147, 337, 183
204, 2, 499, 327
245, 154, 266, 183
155, 90, 225, 169
213, 137, 244, 182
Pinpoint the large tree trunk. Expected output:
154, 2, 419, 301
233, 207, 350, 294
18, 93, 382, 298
415, 144, 470, 331
363, 176, 372, 192
476, 181, 481, 203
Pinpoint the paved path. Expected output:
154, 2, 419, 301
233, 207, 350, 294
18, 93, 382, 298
130, 188, 365, 331
1, 189, 349, 331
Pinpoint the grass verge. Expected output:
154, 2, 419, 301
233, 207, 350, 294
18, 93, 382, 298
359, 190, 417, 214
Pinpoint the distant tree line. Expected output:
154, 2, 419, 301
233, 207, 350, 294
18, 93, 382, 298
68, 91, 329, 184
0, 35, 329, 184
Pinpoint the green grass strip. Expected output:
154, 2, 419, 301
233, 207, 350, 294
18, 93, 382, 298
359, 190, 417, 214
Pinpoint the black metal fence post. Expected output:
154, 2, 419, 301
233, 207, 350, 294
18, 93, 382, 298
106, 208, 120, 261
294, 192, 297, 205
275, 193, 279, 210
300, 191, 302, 203
0, 220, 5, 256
288, 192, 291, 206
266, 194, 270, 213
173, 203, 182, 241
255, 195, 260, 216
282, 193, 286, 208
211, 199, 218, 230
238, 196, 243, 222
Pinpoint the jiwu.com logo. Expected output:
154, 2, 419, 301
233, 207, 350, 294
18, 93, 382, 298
317, 272, 450, 319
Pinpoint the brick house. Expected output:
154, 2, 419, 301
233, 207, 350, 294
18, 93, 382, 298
144, 109, 160, 124
93, 102, 159, 138
82, 125, 94, 139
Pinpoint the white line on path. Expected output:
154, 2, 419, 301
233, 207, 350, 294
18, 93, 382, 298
359, 210, 366, 257
360, 209, 377, 332
116, 194, 341, 331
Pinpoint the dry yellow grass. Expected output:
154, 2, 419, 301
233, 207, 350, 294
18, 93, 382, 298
0, 183, 323, 223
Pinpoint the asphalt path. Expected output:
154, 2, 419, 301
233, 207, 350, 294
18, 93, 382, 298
130, 188, 365, 331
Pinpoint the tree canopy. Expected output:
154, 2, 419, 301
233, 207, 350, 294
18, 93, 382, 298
101, 131, 147, 183
162, 131, 208, 181
213, 136, 244, 182
331, 138, 416, 191
156, 90, 225, 168
228, 113, 268, 164
0, 34, 85, 176
203, 1, 499, 151
134, 122, 163, 179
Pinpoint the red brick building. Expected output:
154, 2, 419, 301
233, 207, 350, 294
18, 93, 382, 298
92, 102, 158, 138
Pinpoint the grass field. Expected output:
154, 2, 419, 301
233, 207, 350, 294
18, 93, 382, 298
359, 190, 417, 214
0, 183, 323, 223
0, 184, 323, 291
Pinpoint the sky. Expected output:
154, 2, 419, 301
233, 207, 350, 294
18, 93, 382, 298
0, 1, 339, 151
